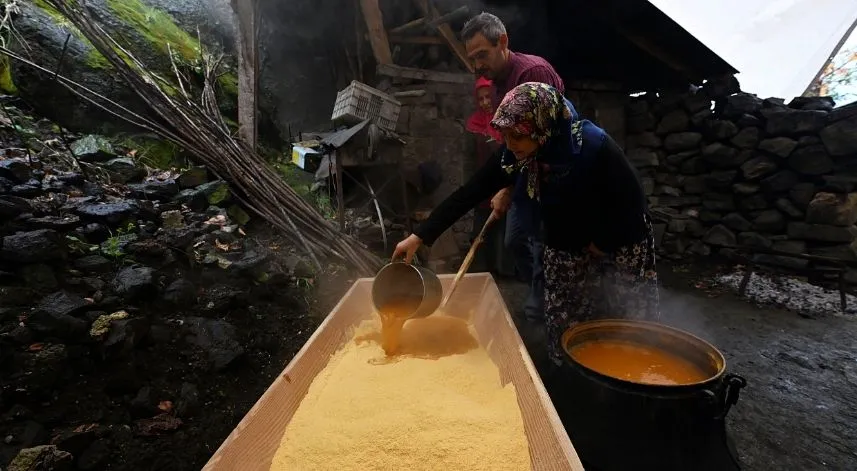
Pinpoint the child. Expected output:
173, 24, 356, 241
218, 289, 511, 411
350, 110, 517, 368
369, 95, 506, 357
465, 77, 514, 277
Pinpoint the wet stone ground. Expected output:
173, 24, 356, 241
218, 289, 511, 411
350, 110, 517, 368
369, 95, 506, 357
498, 261, 857, 471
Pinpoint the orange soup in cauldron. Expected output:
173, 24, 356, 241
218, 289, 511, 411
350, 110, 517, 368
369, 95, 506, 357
570, 339, 709, 386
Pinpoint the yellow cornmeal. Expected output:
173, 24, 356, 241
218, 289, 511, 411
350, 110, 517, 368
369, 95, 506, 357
270, 315, 531, 471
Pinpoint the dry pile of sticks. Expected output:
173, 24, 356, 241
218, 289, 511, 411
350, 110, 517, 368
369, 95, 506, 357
18, 1, 381, 275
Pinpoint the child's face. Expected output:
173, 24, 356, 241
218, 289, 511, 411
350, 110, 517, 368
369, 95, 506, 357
476, 87, 493, 113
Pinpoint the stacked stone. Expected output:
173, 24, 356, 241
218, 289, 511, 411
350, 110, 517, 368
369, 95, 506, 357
625, 79, 857, 272
392, 82, 474, 255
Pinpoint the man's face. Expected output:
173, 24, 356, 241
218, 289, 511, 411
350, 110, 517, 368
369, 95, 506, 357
465, 32, 509, 80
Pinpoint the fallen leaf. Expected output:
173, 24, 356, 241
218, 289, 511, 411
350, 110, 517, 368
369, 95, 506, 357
214, 239, 230, 252
238, 228, 246, 236
27, 343, 44, 352
73, 423, 99, 433
158, 400, 173, 413
134, 414, 182, 437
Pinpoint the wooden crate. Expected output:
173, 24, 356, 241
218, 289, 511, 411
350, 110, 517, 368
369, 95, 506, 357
203, 274, 584, 471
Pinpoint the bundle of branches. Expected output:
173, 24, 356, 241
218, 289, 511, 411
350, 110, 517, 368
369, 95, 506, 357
23, 0, 382, 275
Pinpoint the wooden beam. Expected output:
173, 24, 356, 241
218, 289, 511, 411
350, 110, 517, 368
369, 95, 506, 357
389, 17, 425, 34
230, 0, 258, 151
377, 64, 473, 84
388, 34, 445, 45
359, 0, 393, 65
412, 0, 473, 73
427, 5, 468, 28
609, 23, 699, 82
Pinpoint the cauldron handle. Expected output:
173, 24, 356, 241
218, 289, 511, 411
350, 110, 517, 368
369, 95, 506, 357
705, 374, 747, 420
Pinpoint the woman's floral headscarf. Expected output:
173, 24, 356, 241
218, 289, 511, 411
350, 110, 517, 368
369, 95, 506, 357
491, 82, 572, 146
489, 83, 605, 235
490, 82, 580, 200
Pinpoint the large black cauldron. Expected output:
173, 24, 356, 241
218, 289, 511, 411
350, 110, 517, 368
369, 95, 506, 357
551, 320, 746, 471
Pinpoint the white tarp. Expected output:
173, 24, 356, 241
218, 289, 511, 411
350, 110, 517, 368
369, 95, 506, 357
649, 0, 857, 101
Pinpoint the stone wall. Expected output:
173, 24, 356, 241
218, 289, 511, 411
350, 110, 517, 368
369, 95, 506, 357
389, 81, 476, 253
626, 79, 857, 273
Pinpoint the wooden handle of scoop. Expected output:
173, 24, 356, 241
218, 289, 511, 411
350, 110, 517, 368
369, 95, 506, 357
439, 212, 498, 310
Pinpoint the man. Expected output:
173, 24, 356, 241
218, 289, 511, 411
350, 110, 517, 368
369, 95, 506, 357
461, 12, 564, 323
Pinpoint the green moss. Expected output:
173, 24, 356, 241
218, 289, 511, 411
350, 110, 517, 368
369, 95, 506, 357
106, 0, 198, 62
218, 73, 238, 96
117, 135, 183, 169
207, 182, 230, 205
85, 49, 113, 69
32, 0, 64, 21
32, 0, 112, 70
90, 310, 129, 338
276, 163, 336, 219
0, 55, 17, 94
221, 115, 239, 133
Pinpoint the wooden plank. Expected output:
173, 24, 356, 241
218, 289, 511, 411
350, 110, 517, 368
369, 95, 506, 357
230, 0, 258, 151
202, 274, 584, 471
412, 0, 474, 73
388, 34, 445, 45
377, 63, 473, 84
359, 0, 393, 65
392, 89, 427, 98
389, 16, 425, 34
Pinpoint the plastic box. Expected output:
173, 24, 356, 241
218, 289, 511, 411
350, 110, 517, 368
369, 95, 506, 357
331, 80, 401, 132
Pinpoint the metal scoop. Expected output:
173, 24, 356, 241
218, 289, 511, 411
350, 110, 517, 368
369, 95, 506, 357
371, 213, 498, 318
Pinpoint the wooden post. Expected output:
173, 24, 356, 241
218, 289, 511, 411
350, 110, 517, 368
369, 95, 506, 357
412, 0, 473, 73
231, 0, 258, 151
359, 0, 393, 65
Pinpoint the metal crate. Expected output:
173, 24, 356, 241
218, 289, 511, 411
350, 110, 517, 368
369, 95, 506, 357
331, 80, 401, 132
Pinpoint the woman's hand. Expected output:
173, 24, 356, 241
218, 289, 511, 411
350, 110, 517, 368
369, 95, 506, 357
392, 234, 423, 263
490, 187, 513, 219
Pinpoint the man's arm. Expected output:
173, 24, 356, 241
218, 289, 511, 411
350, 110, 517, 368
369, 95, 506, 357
414, 152, 514, 246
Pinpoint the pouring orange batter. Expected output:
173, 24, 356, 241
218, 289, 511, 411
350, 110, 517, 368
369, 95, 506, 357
375, 296, 422, 355
570, 339, 709, 385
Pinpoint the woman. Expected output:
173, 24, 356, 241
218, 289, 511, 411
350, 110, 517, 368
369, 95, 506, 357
393, 82, 660, 365
465, 77, 514, 277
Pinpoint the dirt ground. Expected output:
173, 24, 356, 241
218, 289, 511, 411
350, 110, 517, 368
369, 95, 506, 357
0, 229, 352, 471
498, 261, 857, 471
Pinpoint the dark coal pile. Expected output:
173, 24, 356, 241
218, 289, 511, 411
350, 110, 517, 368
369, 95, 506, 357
0, 99, 339, 470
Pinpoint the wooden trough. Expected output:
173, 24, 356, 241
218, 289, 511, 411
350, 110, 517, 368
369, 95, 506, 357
203, 273, 583, 470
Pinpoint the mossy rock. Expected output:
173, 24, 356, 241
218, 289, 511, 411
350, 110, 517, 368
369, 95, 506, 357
197, 180, 230, 205
227, 204, 251, 226
106, 0, 199, 61
31, 0, 112, 69
8, 445, 73, 471
16, 0, 237, 133
71, 135, 117, 162
177, 166, 209, 188
116, 134, 184, 169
